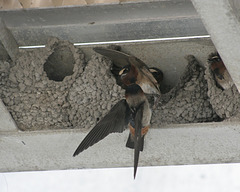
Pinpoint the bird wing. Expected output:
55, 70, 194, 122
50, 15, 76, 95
73, 99, 130, 156
94, 47, 160, 94
93, 47, 131, 68
129, 57, 160, 94
140, 67, 161, 93
133, 102, 144, 179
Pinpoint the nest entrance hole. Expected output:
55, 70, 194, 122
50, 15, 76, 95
44, 46, 74, 81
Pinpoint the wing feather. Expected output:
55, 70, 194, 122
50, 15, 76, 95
129, 57, 160, 94
93, 47, 130, 68
73, 99, 130, 156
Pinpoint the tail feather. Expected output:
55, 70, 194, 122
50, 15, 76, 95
134, 144, 140, 179
126, 133, 144, 151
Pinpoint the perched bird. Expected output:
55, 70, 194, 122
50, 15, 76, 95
93, 47, 161, 96
208, 52, 234, 90
73, 84, 152, 179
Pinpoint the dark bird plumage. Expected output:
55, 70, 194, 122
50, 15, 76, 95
133, 102, 144, 179
149, 67, 164, 85
93, 47, 161, 95
73, 84, 151, 179
208, 52, 234, 90
73, 99, 130, 156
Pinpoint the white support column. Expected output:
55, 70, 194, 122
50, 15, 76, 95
191, 0, 240, 93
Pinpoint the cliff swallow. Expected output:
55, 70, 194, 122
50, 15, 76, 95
73, 84, 151, 178
208, 52, 234, 90
93, 47, 161, 95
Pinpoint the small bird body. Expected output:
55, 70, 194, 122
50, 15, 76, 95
125, 84, 152, 147
73, 84, 151, 178
125, 87, 152, 140
209, 52, 234, 90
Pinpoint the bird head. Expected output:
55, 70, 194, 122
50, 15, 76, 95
209, 53, 226, 80
119, 64, 138, 85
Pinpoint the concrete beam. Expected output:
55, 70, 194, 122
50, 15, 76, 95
0, 1, 208, 46
0, 99, 18, 132
0, 18, 19, 61
191, 0, 240, 93
1, 122, 240, 172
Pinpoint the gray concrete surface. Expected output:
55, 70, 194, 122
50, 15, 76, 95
0, 0, 207, 46
191, 0, 240, 93
0, 99, 17, 132
0, 18, 19, 60
228, 0, 240, 23
1, 122, 240, 172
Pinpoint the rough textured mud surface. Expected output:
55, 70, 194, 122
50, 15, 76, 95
0, 38, 124, 130
0, 38, 85, 130
68, 55, 124, 128
151, 55, 219, 126
204, 53, 240, 119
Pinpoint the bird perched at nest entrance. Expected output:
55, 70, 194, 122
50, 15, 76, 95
208, 52, 234, 90
93, 47, 162, 96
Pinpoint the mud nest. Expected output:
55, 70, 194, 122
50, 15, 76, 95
0, 38, 239, 131
152, 55, 219, 126
68, 55, 124, 129
0, 38, 124, 130
204, 52, 240, 120
1, 38, 85, 130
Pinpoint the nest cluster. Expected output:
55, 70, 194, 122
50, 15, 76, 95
0, 38, 239, 131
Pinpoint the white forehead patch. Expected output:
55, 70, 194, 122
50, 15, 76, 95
149, 68, 157, 73
119, 68, 125, 75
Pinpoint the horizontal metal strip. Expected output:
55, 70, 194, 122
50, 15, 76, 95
18, 35, 211, 48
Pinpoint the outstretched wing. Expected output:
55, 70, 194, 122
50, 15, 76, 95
73, 99, 130, 156
94, 47, 149, 69
93, 47, 131, 68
